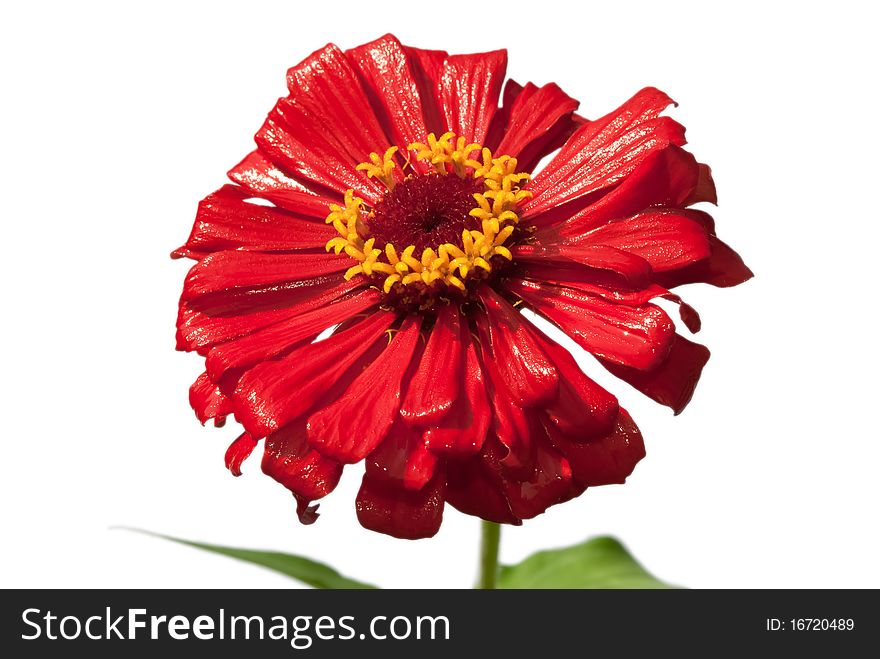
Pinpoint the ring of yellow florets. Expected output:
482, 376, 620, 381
324, 132, 532, 297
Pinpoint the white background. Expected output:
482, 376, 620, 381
2, 1, 878, 589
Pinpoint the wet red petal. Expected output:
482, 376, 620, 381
399, 303, 461, 427
346, 35, 433, 173
422, 328, 490, 455
513, 243, 653, 289
181, 250, 350, 302
308, 316, 422, 463
601, 334, 711, 414
176, 278, 360, 355
524, 87, 686, 217
355, 472, 445, 539
262, 421, 343, 500
172, 185, 332, 260
224, 432, 258, 477
233, 311, 396, 438
227, 151, 334, 218
509, 279, 676, 370
476, 286, 558, 406
250, 44, 391, 203
437, 50, 507, 144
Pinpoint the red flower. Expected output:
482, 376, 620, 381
175, 35, 751, 539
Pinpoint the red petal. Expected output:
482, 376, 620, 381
401, 45, 448, 135
189, 371, 233, 426
355, 472, 445, 539
345, 35, 432, 173
181, 250, 350, 302
437, 50, 507, 143
574, 209, 712, 272
524, 88, 687, 217
307, 316, 422, 463
684, 162, 718, 205
445, 451, 520, 525
233, 311, 396, 438
500, 437, 577, 520
508, 279, 675, 370
422, 328, 491, 455
513, 243, 653, 289
172, 185, 333, 260
262, 421, 343, 500
204, 288, 379, 381
476, 286, 558, 406
365, 420, 438, 491
530, 329, 619, 441
546, 409, 645, 487
252, 44, 390, 203
496, 82, 579, 171
479, 350, 533, 473
176, 278, 360, 354
601, 334, 710, 414
399, 303, 461, 426
227, 150, 334, 218
532, 145, 701, 233
655, 235, 754, 289
225, 432, 258, 476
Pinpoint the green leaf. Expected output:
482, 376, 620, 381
119, 528, 377, 589
498, 536, 676, 589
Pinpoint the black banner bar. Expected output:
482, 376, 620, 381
1, 589, 874, 657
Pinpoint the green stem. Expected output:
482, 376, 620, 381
477, 520, 501, 589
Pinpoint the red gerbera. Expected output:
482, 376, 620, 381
174, 34, 751, 539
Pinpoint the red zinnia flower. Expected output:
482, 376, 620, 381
174, 34, 751, 539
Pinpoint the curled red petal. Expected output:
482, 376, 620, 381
225, 432, 259, 477
476, 286, 558, 406
189, 371, 233, 426
365, 420, 438, 491
262, 422, 343, 500
601, 334, 711, 414
524, 87, 686, 217
530, 144, 700, 234
445, 450, 520, 525
545, 409, 645, 487
655, 234, 754, 289
509, 279, 676, 370
422, 327, 490, 455
513, 243, 653, 290
530, 328, 619, 441
399, 303, 461, 427
307, 316, 422, 463
355, 472, 445, 539
499, 436, 578, 521
233, 311, 396, 438
573, 209, 712, 272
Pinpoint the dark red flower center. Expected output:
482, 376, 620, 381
366, 174, 483, 254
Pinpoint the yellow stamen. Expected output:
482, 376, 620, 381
329, 133, 531, 295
